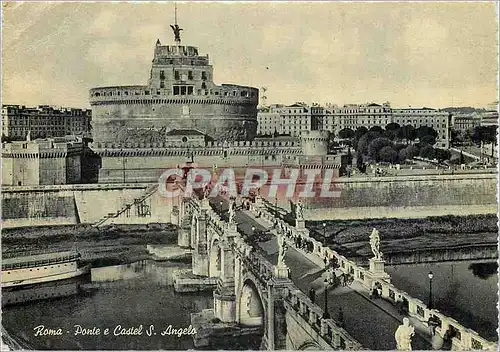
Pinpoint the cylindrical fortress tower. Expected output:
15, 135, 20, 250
89, 24, 258, 144
300, 130, 330, 156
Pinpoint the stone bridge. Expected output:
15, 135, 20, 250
171, 190, 497, 351
175, 194, 363, 350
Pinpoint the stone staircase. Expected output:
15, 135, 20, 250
91, 184, 159, 228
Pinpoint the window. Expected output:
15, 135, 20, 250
175, 71, 180, 80
160, 70, 165, 80
160, 81, 165, 88
173, 86, 180, 95
201, 71, 207, 80
188, 86, 194, 95
188, 71, 193, 80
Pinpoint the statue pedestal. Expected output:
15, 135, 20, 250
226, 222, 238, 234
369, 258, 390, 283
274, 264, 289, 279
201, 198, 210, 209
255, 196, 264, 208
295, 219, 305, 229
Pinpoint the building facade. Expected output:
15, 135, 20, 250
2, 138, 85, 186
89, 25, 258, 144
1, 105, 91, 140
257, 103, 315, 137
329, 102, 392, 135
391, 108, 451, 148
451, 113, 482, 131
258, 102, 452, 148
480, 110, 499, 127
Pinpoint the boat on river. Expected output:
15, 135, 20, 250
1, 251, 90, 289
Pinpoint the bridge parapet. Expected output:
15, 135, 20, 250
252, 200, 498, 351
284, 287, 364, 350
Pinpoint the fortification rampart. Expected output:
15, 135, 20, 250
1, 183, 174, 228
89, 93, 257, 106
91, 138, 301, 149
301, 174, 497, 219
2, 173, 495, 228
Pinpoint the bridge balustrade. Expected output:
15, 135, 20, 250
251, 201, 497, 351
283, 286, 364, 350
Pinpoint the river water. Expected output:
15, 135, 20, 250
2, 260, 217, 350
386, 260, 498, 341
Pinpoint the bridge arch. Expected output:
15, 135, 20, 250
298, 341, 322, 350
238, 278, 265, 327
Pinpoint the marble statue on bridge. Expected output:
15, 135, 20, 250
369, 228, 382, 260
395, 317, 415, 350
228, 198, 236, 224
277, 232, 288, 267
203, 183, 211, 199
295, 200, 304, 220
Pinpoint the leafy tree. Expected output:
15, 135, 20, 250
398, 148, 408, 162
435, 148, 451, 163
394, 143, 407, 152
383, 129, 397, 141
370, 126, 384, 134
416, 126, 438, 139
347, 147, 353, 165
473, 126, 497, 145
399, 145, 420, 161
465, 128, 476, 144
357, 131, 382, 155
397, 125, 416, 144
338, 128, 355, 140
420, 135, 437, 145
386, 122, 401, 131
353, 126, 369, 150
419, 144, 436, 159
379, 146, 399, 163
354, 126, 369, 139
450, 129, 462, 146
367, 137, 393, 160
356, 152, 366, 173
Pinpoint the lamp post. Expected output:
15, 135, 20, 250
323, 277, 331, 319
122, 157, 126, 183
219, 200, 223, 215
251, 226, 255, 236
322, 222, 327, 245
428, 271, 434, 309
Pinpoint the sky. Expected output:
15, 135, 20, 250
2, 2, 498, 109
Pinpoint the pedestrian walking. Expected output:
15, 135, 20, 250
337, 307, 344, 327
309, 288, 316, 303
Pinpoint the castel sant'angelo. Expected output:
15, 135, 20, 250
87, 10, 339, 185
89, 15, 259, 144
